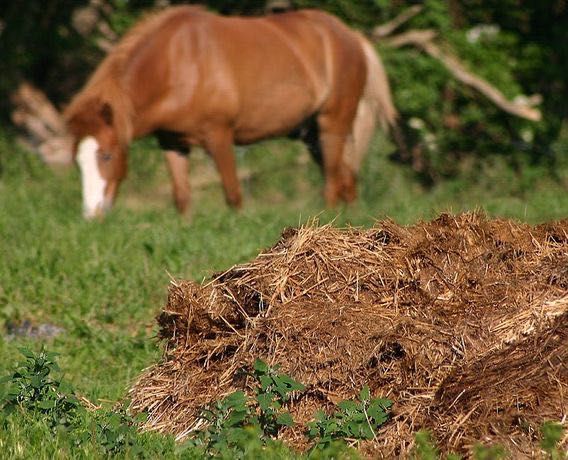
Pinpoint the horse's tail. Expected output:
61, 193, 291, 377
345, 35, 402, 173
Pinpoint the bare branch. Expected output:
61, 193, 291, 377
384, 30, 542, 122
72, 0, 118, 52
384, 29, 437, 48
10, 82, 73, 165
10, 83, 66, 136
95, 37, 115, 52
372, 5, 423, 39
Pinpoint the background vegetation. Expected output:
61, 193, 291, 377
1, 0, 567, 178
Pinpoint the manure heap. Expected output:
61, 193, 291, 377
130, 213, 568, 457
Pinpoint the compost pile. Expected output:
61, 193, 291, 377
130, 213, 568, 457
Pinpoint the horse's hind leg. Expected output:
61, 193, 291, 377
204, 129, 242, 208
339, 136, 358, 203
164, 150, 191, 214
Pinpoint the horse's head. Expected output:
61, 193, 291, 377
66, 99, 127, 219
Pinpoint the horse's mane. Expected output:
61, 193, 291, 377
64, 6, 207, 144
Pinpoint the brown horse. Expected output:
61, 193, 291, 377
65, 6, 397, 219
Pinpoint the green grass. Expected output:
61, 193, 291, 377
0, 130, 567, 458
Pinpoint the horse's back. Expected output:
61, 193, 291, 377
119, 7, 368, 143
288, 10, 368, 110
205, 13, 334, 140
203, 10, 367, 141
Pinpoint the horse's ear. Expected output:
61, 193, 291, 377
100, 102, 113, 126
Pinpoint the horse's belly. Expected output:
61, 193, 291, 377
233, 90, 317, 144
233, 116, 307, 144
233, 118, 300, 144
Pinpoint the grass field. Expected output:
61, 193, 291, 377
1, 130, 567, 458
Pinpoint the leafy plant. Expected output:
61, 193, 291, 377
187, 359, 305, 456
0, 347, 151, 456
250, 358, 305, 437
412, 430, 512, 460
188, 390, 253, 455
0, 347, 84, 431
411, 430, 463, 460
306, 386, 392, 450
86, 404, 148, 456
411, 430, 441, 460
540, 422, 566, 460
187, 361, 390, 457
472, 443, 507, 460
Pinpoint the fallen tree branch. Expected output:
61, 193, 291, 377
372, 5, 423, 39
385, 29, 437, 48
384, 30, 542, 122
11, 82, 67, 135
96, 19, 119, 52
72, 0, 118, 52
10, 82, 73, 165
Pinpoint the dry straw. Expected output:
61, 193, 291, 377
130, 212, 568, 457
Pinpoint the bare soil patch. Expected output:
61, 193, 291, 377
130, 212, 568, 457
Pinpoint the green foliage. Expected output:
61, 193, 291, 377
286, 0, 566, 178
540, 422, 566, 460
306, 386, 391, 450
188, 391, 254, 456
411, 430, 551, 460
376, 1, 559, 180
306, 441, 359, 460
0, 347, 84, 431
185, 360, 388, 456
0, 347, 150, 456
412, 430, 441, 460
472, 443, 507, 460
251, 358, 305, 436
84, 405, 149, 456
187, 359, 306, 457
412, 430, 513, 460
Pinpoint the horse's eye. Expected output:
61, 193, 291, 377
98, 151, 112, 162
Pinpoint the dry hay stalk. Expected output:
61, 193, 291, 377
129, 212, 568, 457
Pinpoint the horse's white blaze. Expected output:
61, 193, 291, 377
76, 136, 107, 219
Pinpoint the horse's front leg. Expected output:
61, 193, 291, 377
339, 136, 358, 203
164, 150, 190, 215
318, 110, 358, 206
204, 129, 242, 208
317, 127, 350, 207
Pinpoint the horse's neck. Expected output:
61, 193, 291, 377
102, 78, 134, 145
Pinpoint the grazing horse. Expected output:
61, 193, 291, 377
65, 6, 397, 219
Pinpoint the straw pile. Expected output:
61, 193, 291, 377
129, 213, 568, 457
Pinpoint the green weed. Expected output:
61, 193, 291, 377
411, 430, 511, 460
541, 422, 567, 460
1, 347, 84, 431
184, 359, 386, 457
306, 386, 391, 450
0, 348, 154, 457
186, 359, 306, 457
472, 443, 507, 460
250, 358, 305, 436
411, 430, 441, 460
